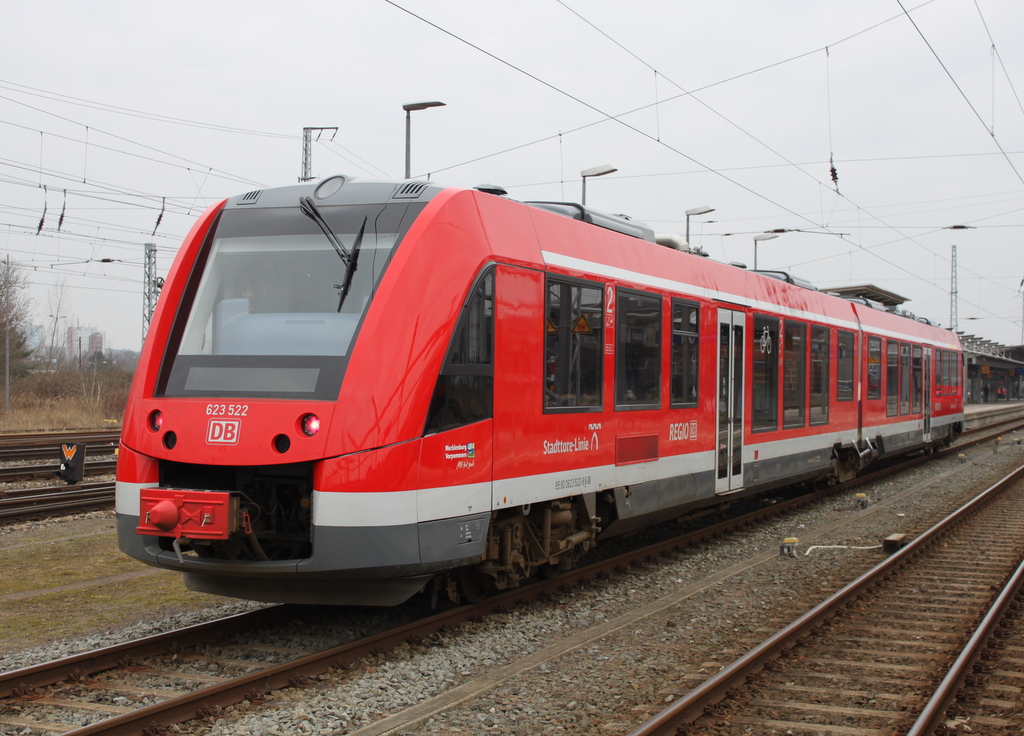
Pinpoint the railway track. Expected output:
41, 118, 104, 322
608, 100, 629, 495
0, 426, 1020, 736
0, 460, 117, 486
0, 431, 119, 462
629, 462, 1024, 736
0, 482, 116, 522
917, 562, 1024, 734
0, 430, 119, 521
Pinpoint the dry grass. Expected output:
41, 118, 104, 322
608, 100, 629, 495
1, 575, 226, 653
0, 515, 235, 656
0, 368, 132, 432
2, 526, 136, 595
0, 397, 123, 432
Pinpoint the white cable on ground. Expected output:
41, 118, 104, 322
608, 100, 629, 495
804, 544, 883, 556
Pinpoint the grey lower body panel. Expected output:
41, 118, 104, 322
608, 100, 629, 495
115, 510, 490, 606
601, 447, 833, 538
600, 470, 715, 537
745, 447, 832, 489
875, 428, 924, 455
183, 571, 433, 606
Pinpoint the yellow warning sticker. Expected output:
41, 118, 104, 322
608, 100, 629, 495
572, 315, 592, 334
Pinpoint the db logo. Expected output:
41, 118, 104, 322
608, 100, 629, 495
207, 419, 241, 445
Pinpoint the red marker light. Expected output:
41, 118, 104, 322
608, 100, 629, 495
301, 414, 321, 437
149, 410, 163, 432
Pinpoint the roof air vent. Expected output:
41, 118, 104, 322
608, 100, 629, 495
238, 190, 262, 205
475, 184, 508, 196
393, 181, 429, 199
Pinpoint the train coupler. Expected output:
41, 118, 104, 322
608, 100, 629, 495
136, 488, 240, 541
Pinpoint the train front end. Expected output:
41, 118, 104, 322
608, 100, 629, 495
115, 176, 485, 605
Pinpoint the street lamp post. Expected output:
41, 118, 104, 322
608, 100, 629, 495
685, 205, 715, 249
403, 101, 446, 179
580, 164, 617, 206
752, 233, 779, 270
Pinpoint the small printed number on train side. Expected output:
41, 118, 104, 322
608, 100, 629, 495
206, 404, 249, 417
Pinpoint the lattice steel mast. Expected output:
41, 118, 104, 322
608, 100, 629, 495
142, 242, 158, 344
949, 244, 958, 333
299, 127, 338, 183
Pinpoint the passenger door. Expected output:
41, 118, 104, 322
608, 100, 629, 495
923, 347, 932, 441
716, 309, 745, 494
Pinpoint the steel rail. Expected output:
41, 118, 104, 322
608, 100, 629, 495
3, 420, 1020, 734
0, 606, 298, 698
0, 429, 119, 444
627, 461, 1024, 736
35, 455, 993, 735
905, 548, 1024, 735
0, 459, 117, 484
1, 466, 876, 735
0, 482, 115, 520
0, 444, 119, 463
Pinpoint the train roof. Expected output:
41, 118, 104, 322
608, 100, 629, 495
230, 176, 959, 352
471, 188, 960, 351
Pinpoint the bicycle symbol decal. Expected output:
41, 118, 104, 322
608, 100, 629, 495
758, 326, 772, 355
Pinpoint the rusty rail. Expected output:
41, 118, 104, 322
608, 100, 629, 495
627, 461, 1024, 736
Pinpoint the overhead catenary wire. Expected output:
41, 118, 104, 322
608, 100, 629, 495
0, 110, 266, 190
555, 4, 1024, 332
2, 2, 1020, 344
386, 0, 1012, 325
972, 0, 1024, 123
0, 79, 299, 141
552, 0, 1008, 294
897, 0, 1024, 188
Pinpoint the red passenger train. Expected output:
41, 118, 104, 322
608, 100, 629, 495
115, 176, 964, 605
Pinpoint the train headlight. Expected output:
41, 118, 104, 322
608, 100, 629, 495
148, 410, 163, 432
300, 413, 321, 437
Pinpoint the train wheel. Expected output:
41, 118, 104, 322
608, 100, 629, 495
538, 563, 561, 580
457, 566, 493, 604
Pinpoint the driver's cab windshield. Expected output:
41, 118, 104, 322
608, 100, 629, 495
158, 201, 422, 398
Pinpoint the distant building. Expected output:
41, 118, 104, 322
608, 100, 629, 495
88, 331, 104, 357
959, 334, 1024, 403
65, 323, 105, 364
25, 324, 44, 354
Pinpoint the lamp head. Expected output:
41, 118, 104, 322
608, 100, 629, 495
403, 101, 446, 112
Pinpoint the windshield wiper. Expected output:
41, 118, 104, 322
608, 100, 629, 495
298, 196, 365, 312
336, 217, 365, 311
299, 196, 350, 263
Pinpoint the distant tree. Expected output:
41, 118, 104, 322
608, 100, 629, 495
43, 280, 71, 369
0, 256, 33, 382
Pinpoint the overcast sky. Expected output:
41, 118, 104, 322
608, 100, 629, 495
2, 0, 1023, 351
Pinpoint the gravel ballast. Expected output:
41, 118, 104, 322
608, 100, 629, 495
3, 437, 1023, 736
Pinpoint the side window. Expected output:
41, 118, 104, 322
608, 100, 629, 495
424, 268, 494, 434
900, 342, 911, 415
810, 326, 829, 426
867, 336, 882, 400
935, 348, 944, 395
886, 340, 899, 416
952, 351, 960, 393
783, 320, 806, 429
837, 330, 855, 401
912, 345, 923, 414
671, 299, 699, 407
616, 289, 662, 408
752, 315, 779, 432
545, 277, 603, 411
